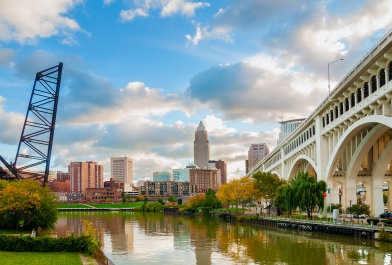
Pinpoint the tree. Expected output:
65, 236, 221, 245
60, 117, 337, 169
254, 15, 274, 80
217, 177, 254, 213
346, 204, 370, 217
0, 180, 58, 234
204, 189, 222, 209
291, 172, 327, 219
168, 196, 177, 203
252, 172, 286, 214
188, 194, 206, 210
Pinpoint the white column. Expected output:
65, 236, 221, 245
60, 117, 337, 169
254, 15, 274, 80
315, 116, 326, 181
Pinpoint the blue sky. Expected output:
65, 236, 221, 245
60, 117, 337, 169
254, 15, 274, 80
1, 0, 392, 182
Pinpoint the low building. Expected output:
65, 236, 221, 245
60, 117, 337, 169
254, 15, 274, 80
47, 179, 70, 193
54, 192, 68, 202
139, 181, 190, 199
104, 178, 124, 190
85, 188, 123, 203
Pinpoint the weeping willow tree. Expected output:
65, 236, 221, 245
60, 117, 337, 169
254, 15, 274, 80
283, 172, 327, 219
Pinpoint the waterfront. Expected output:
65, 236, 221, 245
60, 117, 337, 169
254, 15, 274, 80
53, 212, 392, 265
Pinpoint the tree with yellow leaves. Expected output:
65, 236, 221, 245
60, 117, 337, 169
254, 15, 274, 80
217, 176, 255, 213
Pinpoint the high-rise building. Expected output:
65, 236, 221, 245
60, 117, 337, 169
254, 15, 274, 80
69, 161, 103, 197
153, 171, 172, 182
278, 118, 305, 145
194, 121, 210, 169
246, 144, 270, 174
209, 160, 227, 184
111, 156, 133, 185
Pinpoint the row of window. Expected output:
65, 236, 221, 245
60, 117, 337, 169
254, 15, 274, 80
323, 62, 392, 127
284, 125, 315, 155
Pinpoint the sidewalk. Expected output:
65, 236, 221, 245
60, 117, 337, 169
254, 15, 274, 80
79, 254, 99, 265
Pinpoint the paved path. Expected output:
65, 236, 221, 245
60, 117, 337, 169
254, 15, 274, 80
79, 254, 99, 265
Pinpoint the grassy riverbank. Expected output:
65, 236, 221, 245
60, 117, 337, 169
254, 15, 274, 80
0, 251, 82, 265
57, 202, 144, 209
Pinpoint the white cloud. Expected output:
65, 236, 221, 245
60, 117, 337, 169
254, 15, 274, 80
120, 0, 209, 22
0, 0, 83, 44
103, 0, 115, 5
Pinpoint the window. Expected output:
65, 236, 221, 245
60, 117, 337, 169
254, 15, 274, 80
371, 75, 377, 93
345, 98, 350, 111
351, 93, 355, 107
364, 82, 369, 98
380, 69, 386, 87
357, 88, 362, 103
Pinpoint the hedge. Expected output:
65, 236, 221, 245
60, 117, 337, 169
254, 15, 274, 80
0, 234, 96, 255
367, 218, 380, 225
381, 220, 392, 225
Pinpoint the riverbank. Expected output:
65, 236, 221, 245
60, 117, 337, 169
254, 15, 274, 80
0, 251, 83, 265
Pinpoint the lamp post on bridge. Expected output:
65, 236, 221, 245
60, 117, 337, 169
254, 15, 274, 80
328, 59, 344, 95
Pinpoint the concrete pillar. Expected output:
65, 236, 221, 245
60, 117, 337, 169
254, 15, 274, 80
372, 184, 384, 217
387, 185, 392, 212
315, 116, 326, 181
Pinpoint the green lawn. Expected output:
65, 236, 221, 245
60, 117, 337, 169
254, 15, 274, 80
89, 202, 143, 208
57, 202, 144, 209
57, 204, 91, 209
0, 252, 82, 265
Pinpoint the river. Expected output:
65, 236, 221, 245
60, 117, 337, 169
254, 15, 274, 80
52, 212, 392, 265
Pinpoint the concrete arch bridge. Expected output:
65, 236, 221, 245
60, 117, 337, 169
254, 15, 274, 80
247, 29, 392, 217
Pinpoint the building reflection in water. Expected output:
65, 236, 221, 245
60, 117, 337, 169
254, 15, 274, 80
52, 212, 392, 265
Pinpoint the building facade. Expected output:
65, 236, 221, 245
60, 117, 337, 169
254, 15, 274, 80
172, 168, 190, 182
111, 156, 133, 186
246, 144, 270, 174
153, 171, 172, 182
277, 118, 305, 145
209, 160, 227, 184
139, 181, 190, 198
194, 121, 210, 169
69, 161, 103, 197
85, 188, 123, 203
57, 171, 70, 181
189, 168, 221, 194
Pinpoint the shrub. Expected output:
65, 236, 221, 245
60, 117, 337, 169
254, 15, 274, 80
0, 234, 97, 255
381, 220, 392, 225
367, 218, 380, 225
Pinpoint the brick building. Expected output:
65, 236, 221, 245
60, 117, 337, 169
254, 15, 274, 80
69, 161, 104, 201
189, 168, 221, 194
85, 188, 123, 203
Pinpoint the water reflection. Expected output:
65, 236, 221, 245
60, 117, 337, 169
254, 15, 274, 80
53, 212, 392, 265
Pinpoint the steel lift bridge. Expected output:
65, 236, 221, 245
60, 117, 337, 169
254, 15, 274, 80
0, 63, 63, 186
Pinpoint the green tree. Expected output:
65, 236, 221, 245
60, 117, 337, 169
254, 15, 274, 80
168, 196, 177, 203
252, 171, 285, 214
346, 203, 370, 217
0, 180, 58, 234
284, 172, 327, 219
204, 189, 222, 209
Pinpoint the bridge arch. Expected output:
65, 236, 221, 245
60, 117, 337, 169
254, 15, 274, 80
287, 155, 317, 180
271, 170, 281, 179
325, 116, 392, 182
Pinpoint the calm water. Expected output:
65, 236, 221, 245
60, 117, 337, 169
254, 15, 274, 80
53, 212, 392, 265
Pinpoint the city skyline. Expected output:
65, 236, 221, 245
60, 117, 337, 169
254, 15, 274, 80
1, 1, 392, 182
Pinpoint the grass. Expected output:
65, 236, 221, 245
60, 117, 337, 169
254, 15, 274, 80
89, 202, 143, 208
57, 202, 144, 209
0, 251, 82, 265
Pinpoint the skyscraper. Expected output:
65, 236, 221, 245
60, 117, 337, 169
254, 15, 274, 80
194, 121, 210, 169
111, 156, 133, 185
246, 144, 270, 174
69, 161, 103, 197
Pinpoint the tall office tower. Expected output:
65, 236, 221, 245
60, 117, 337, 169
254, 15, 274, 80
277, 118, 305, 145
69, 161, 103, 195
194, 121, 210, 169
209, 160, 227, 184
246, 144, 270, 174
111, 156, 133, 185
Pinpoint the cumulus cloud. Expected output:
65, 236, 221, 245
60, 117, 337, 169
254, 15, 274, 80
0, 0, 83, 44
187, 62, 326, 123
103, 0, 115, 5
120, 0, 210, 22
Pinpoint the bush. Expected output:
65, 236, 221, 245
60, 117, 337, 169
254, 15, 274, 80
381, 220, 392, 225
367, 218, 380, 225
0, 234, 97, 255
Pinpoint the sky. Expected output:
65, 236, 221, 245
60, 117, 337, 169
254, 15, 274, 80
1, 0, 392, 183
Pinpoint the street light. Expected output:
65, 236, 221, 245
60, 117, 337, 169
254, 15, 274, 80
349, 199, 352, 223
328, 59, 344, 95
